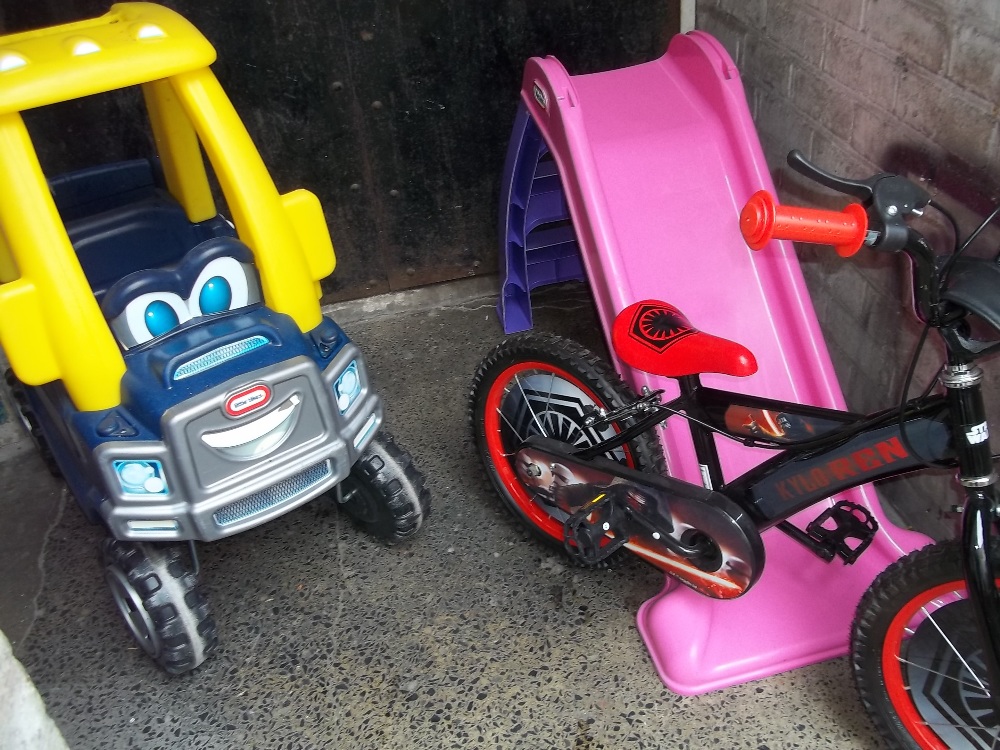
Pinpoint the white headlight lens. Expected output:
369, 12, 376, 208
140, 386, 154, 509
113, 460, 169, 496
334, 361, 362, 414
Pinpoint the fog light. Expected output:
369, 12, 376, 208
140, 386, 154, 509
353, 413, 378, 449
126, 519, 180, 533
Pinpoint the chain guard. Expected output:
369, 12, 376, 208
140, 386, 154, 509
516, 436, 766, 598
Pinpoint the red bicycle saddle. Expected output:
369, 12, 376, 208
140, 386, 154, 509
612, 300, 758, 378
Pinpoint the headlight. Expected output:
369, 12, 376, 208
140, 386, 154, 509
113, 460, 169, 496
334, 360, 362, 414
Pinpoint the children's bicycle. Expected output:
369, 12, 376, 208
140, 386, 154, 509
470, 149, 1000, 749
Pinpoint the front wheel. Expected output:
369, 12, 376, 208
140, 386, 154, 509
469, 331, 666, 557
337, 430, 430, 544
851, 540, 998, 749
102, 539, 218, 674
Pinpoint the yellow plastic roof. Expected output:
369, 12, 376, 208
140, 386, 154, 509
0, 3, 216, 115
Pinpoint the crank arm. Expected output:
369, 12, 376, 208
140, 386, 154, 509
563, 484, 717, 569
563, 490, 629, 564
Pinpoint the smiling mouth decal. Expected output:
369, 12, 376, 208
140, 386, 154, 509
202, 394, 301, 459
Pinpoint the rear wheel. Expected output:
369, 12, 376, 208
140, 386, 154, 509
4, 369, 61, 477
337, 430, 430, 544
469, 332, 666, 558
102, 539, 217, 675
852, 540, 999, 749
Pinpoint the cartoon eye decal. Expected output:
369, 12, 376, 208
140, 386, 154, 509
111, 292, 191, 348
104, 249, 262, 349
145, 299, 182, 337
198, 276, 232, 314
188, 257, 258, 317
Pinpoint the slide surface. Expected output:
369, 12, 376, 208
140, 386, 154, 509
518, 32, 930, 694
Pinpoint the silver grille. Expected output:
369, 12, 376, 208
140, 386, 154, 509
213, 460, 332, 527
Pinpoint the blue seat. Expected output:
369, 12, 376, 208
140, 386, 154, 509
51, 160, 234, 300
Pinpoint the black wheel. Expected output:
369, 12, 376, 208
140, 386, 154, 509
852, 540, 998, 749
4, 369, 61, 477
469, 331, 666, 558
337, 429, 430, 544
102, 539, 218, 675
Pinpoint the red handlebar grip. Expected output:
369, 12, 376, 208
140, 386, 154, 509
740, 190, 869, 257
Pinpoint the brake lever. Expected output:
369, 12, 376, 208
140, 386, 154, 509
788, 150, 931, 253
787, 150, 880, 201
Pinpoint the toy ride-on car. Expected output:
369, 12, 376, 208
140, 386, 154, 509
0, 3, 430, 673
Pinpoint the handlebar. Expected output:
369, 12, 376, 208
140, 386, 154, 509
739, 150, 996, 358
738, 151, 937, 325
740, 190, 869, 257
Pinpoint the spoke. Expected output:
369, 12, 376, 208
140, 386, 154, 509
919, 603, 989, 692
514, 375, 548, 437
915, 718, 997, 735
544, 371, 556, 436
496, 404, 525, 444
895, 601, 998, 746
899, 657, 990, 692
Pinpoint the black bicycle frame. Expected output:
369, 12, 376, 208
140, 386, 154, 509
568, 342, 1000, 716
680, 382, 954, 528
582, 376, 954, 529
586, 361, 1000, 715
940, 360, 1000, 718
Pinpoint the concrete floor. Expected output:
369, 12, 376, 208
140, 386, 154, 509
0, 281, 889, 750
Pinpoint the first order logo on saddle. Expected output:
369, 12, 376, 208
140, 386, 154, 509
514, 436, 765, 599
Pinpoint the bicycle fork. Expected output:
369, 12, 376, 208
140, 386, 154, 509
943, 361, 1000, 716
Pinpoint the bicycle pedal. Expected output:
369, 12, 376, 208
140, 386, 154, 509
805, 501, 879, 564
563, 491, 629, 565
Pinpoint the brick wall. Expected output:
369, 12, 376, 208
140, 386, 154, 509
697, 0, 1000, 536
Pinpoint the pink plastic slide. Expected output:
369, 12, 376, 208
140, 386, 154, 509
517, 32, 931, 694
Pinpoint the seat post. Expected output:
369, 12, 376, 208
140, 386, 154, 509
678, 375, 725, 490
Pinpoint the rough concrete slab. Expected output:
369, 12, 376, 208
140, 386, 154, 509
3, 282, 890, 749
0, 454, 65, 648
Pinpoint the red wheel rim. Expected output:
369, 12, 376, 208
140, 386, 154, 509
482, 359, 636, 542
881, 578, 996, 749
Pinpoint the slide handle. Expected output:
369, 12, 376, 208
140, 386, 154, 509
740, 190, 869, 257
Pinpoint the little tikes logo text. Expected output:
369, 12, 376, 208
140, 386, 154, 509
225, 384, 272, 418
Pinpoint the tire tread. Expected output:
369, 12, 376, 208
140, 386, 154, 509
103, 539, 218, 675
340, 430, 431, 544
851, 539, 998, 750
469, 331, 667, 564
